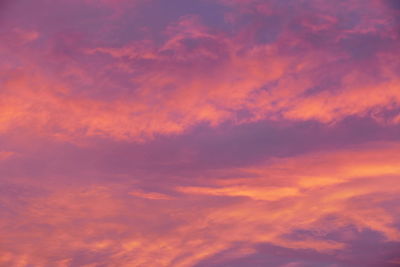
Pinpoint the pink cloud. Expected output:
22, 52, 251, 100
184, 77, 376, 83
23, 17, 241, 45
1, 142, 400, 266
0, 0, 399, 142
0, 1, 399, 266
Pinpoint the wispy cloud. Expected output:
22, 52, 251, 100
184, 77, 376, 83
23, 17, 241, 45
0, 0, 399, 266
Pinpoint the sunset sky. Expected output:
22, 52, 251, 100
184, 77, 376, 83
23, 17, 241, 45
1, 0, 400, 266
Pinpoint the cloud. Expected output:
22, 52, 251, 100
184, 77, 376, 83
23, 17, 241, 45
1, 142, 400, 266
129, 189, 172, 200
0, 151, 14, 162
0, 1, 399, 266
178, 185, 301, 201
0, 0, 399, 142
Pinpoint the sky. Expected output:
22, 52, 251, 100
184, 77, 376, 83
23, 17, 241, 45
0, 0, 400, 266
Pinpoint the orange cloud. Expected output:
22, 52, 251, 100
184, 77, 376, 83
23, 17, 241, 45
0, 151, 14, 160
1, 1, 399, 266
129, 189, 172, 200
178, 185, 301, 201
1, 142, 400, 266
1, 2, 399, 142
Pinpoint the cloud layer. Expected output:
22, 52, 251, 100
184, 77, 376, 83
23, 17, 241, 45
0, 0, 399, 266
